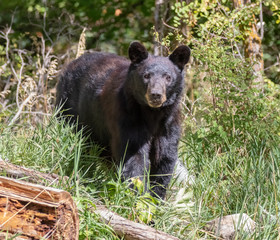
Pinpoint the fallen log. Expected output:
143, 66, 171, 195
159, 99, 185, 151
0, 176, 79, 240
0, 161, 181, 240
0, 159, 68, 185
96, 205, 180, 240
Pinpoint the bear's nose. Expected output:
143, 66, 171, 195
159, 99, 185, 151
151, 92, 162, 101
145, 82, 167, 108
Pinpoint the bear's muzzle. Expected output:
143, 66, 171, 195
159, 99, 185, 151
145, 83, 167, 108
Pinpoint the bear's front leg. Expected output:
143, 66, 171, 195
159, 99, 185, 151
122, 142, 151, 182
149, 127, 180, 199
112, 127, 151, 188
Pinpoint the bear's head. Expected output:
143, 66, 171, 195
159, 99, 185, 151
127, 42, 190, 108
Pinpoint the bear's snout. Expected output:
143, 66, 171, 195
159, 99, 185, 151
145, 82, 167, 108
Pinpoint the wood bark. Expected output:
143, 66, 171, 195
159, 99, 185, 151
154, 0, 170, 56
0, 159, 68, 185
0, 176, 79, 240
233, 0, 264, 88
96, 205, 180, 240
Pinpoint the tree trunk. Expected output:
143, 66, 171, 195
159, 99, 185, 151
0, 176, 79, 240
233, 0, 264, 88
154, 0, 170, 56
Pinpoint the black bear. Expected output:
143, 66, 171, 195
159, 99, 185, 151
56, 42, 190, 199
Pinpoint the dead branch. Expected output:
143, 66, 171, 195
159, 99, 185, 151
96, 205, 180, 240
0, 159, 68, 185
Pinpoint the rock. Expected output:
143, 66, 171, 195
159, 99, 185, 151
206, 213, 256, 239
173, 159, 195, 185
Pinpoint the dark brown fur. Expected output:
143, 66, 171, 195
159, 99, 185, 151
56, 42, 190, 198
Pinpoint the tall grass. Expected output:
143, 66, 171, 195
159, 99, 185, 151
2, 111, 280, 239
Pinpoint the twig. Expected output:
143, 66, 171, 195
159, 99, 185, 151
217, 0, 229, 17
206, 30, 228, 40
0, 17, 14, 97
21, 111, 52, 116
8, 92, 35, 126
259, 0, 264, 40
161, 18, 178, 31
264, 62, 279, 71
0, 16, 27, 109
44, 12, 53, 43
15, 50, 26, 108
234, 42, 244, 60
231, 20, 244, 61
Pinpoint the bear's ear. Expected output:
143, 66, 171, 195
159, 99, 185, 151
169, 45, 191, 71
129, 42, 148, 64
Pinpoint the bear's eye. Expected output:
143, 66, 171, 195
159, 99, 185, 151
143, 73, 151, 79
166, 75, 172, 84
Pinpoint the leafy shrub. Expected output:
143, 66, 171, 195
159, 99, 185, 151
188, 37, 280, 155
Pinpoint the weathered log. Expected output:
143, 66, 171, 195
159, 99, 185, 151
0, 176, 79, 240
95, 205, 180, 240
0, 161, 182, 240
0, 159, 68, 185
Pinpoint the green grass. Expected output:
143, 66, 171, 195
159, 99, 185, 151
1, 113, 280, 239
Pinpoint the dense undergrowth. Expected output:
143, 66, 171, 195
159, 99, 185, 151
1, 89, 280, 239
1, 35, 280, 240
1, 66, 280, 239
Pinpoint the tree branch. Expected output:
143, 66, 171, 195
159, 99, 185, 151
95, 205, 180, 240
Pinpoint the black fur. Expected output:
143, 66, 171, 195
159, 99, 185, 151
56, 42, 191, 199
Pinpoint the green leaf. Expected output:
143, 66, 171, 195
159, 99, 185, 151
136, 193, 157, 223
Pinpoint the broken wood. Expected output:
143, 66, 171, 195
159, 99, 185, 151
95, 205, 180, 240
0, 159, 68, 185
0, 176, 79, 240
0, 161, 182, 240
